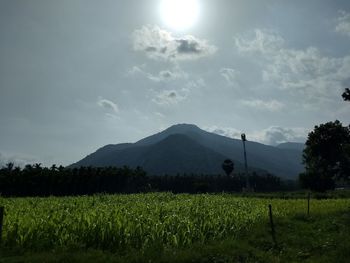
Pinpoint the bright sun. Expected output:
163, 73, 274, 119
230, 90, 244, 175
160, 0, 200, 31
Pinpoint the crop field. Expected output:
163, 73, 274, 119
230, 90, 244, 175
0, 193, 349, 255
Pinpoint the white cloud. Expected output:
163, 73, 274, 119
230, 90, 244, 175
152, 89, 189, 105
127, 65, 145, 75
128, 65, 187, 82
235, 29, 350, 103
220, 68, 240, 87
185, 78, 206, 90
235, 29, 284, 54
154, 112, 165, 118
240, 99, 284, 111
0, 152, 38, 168
204, 126, 242, 140
204, 125, 307, 146
250, 126, 308, 146
151, 70, 187, 82
133, 25, 217, 61
335, 10, 350, 37
97, 97, 119, 113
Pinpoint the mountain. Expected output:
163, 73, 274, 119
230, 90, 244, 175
70, 124, 305, 179
276, 142, 305, 151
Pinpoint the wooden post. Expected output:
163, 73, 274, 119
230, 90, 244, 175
268, 204, 277, 246
0, 206, 4, 244
307, 192, 310, 216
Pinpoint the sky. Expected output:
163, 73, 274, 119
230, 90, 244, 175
0, 0, 350, 167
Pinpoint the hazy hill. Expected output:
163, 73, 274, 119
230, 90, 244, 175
70, 124, 305, 179
276, 142, 305, 151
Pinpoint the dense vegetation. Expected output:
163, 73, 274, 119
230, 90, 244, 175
0, 164, 288, 197
0, 193, 349, 262
300, 120, 350, 191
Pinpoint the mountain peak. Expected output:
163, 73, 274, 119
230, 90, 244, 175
135, 123, 202, 146
166, 123, 201, 132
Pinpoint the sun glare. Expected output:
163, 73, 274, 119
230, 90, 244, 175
160, 0, 200, 31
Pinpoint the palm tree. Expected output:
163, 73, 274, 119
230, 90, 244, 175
6, 162, 14, 172
50, 164, 57, 171
24, 164, 33, 171
14, 166, 21, 173
34, 163, 42, 171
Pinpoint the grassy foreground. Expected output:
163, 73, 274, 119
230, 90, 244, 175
0, 193, 349, 262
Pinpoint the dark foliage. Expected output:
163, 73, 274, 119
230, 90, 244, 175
0, 164, 286, 197
300, 120, 350, 192
222, 159, 234, 176
342, 88, 350, 101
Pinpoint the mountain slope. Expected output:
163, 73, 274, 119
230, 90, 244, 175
71, 134, 252, 175
136, 134, 234, 175
137, 124, 303, 178
276, 142, 305, 151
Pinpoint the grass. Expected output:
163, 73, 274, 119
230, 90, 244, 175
0, 192, 350, 262
234, 189, 350, 199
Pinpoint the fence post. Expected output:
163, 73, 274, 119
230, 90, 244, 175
0, 206, 4, 244
268, 204, 277, 246
307, 192, 310, 216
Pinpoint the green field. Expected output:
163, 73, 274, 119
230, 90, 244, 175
0, 193, 350, 262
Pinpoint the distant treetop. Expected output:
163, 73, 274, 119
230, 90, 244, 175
342, 88, 350, 101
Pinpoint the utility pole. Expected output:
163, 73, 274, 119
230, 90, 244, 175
241, 133, 250, 191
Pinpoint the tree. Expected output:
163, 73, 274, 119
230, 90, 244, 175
300, 120, 350, 191
50, 164, 57, 171
5, 162, 14, 172
222, 159, 234, 176
342, 88, 350, 101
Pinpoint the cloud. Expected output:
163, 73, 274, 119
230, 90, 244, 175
152, 89, 189, 105
335, 11, 350, 37
133, 25, 217, 61
235, 29, 350, 103
154, 112, 165, 118
153, 70, 186, 82
128, 65, 187, 82
0, 152, 38, 167
250, 126, 308, 146
220, 68, 240, 87
127, 65, 145, 75
204, 126, 242, 140
204, 125, 307, 146
176, 38, 203, 54
185, 78, 206, 89
240, 99, 284, 111
97, 97, 119, 113
235, 29, 284, 54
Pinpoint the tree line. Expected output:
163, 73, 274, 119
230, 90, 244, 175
0, 164, 289, 197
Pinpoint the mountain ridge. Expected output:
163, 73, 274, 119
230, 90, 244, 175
70, 124, 305, 179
